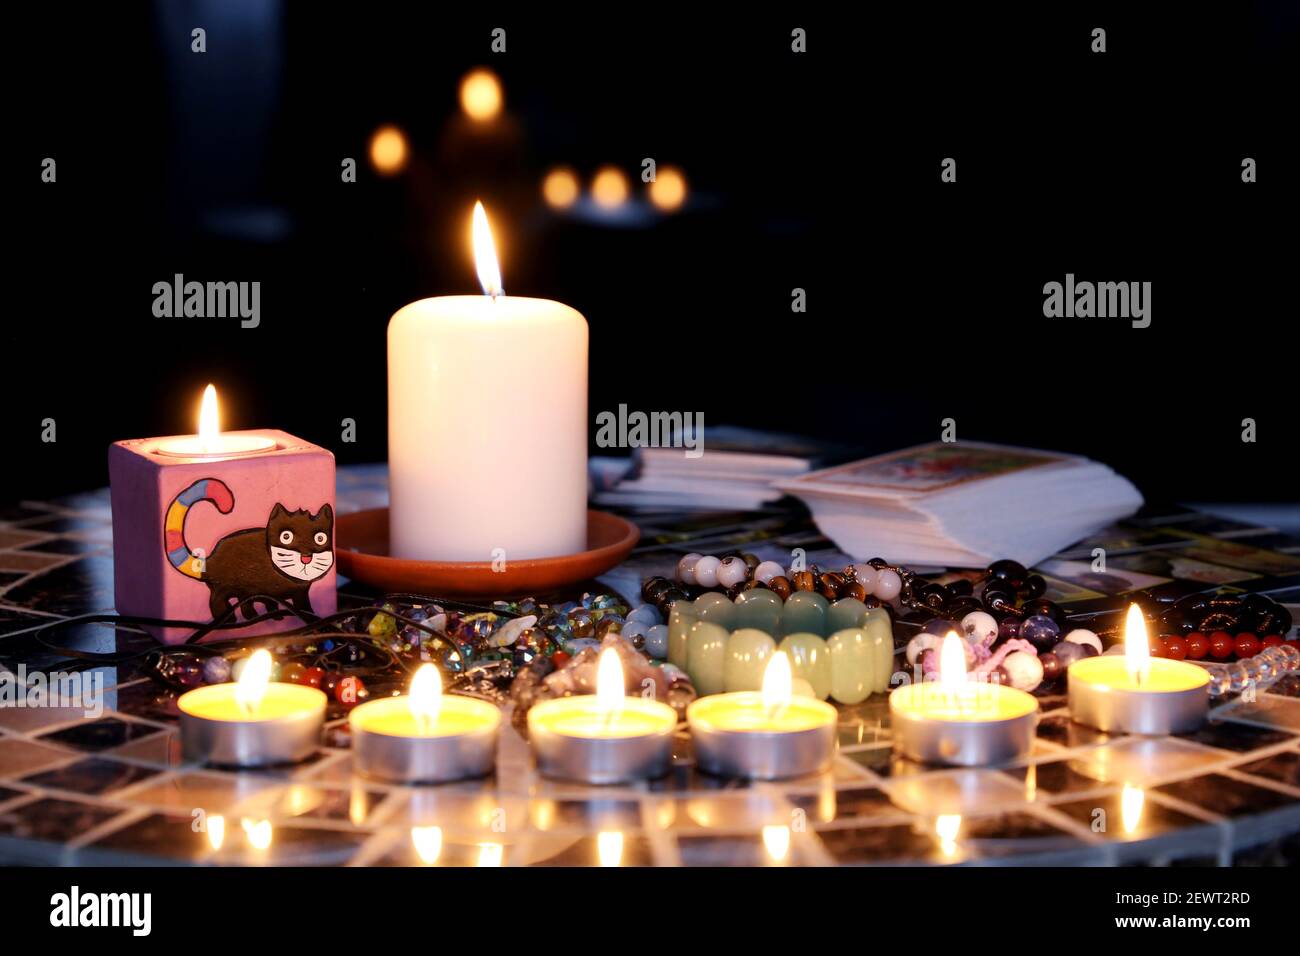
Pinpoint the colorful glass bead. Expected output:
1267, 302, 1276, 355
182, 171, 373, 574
693, 556, 722, 588
1050, 641, 1088, 668
279, 662, 307, 684
767, 576, 793, 600
201, 656, 232, 684
782, 590, 829, 637
644, 624, 669, 658
677, 553, 704, 585
754, 560, 785, 585
961, 610, 999, 647
716, 556, 749, 589
1186, 631, 1208, 659
733, 588, 782, 634
724, 628, 777, 692
1209, 631, 1235, 660
627, 604, 662, 627
1038, 651, 1063, 682
1234, 633, 1261, 658
874, 569, 902, 601
1062, 628, 1102, 655
779, 632, 833, 700
368, 607, 398, 638
685, 620, 730, 696
1001, 651, 1044, 692
334, 676, 368, 706
1163, 635, 1188, 660
1020, 615, 1060, 652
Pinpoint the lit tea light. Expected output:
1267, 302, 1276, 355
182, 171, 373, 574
889, 632, 1039, 766
350, 663, 501, 783
1068, 604, 1209, 734
178, 648, 327, 766
527, 647, 677, 784
686, 651, 838, 779
155, 385, 276, 457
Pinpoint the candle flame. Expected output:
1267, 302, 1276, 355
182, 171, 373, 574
595, 647, 625, 717
761, 650, 793, 713
408, 663, 442, 733
1124, 603, 1151, 686
234, 648, 273, 717
472, 200, 503, 298
411, 826, 443, 865
477, 842, 503, 867
198, 384, 220, 452
938, 631, 968, 691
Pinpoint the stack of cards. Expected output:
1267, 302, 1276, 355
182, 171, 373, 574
595, 426, 852, 511
775, 442, 1143, 568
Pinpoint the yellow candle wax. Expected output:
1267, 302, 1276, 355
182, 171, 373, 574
1069, 655, 1209, 693
178, 682, 327, 722
349, 695, 500, 737
889, 682, 1038, 723
529, 696, 677, 739
689, 692, 837, 734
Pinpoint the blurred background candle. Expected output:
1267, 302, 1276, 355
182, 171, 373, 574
1068, 604, 1209, 734
388, 202, 588, 561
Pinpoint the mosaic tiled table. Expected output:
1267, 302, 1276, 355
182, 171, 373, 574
3, 469, 1300, 866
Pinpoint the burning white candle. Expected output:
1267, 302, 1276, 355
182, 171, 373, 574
387, 202, 588, 562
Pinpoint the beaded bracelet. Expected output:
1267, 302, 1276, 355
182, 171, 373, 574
656, 555, 1068, 632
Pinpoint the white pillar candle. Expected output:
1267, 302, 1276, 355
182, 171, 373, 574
388, 203, 588, 561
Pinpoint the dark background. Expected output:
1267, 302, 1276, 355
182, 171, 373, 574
4, 3, 1298, 505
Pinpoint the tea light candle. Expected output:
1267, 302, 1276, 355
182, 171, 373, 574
687, 652, 838, 779
890, 632, 1038, 766
155, 384, 276, 457
387, 202, 587, 562
109, 384, 336, 644
1068, 604, 1209, 734
350, 663, 501, 783
178, 650, 327, 766
528, 648, 677, 784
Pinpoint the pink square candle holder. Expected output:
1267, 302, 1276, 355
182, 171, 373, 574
108, 430, 336, 644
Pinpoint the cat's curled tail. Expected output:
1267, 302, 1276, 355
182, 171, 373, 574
164, 478, 235, 579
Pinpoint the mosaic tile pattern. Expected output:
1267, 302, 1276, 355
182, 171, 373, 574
1, 473, 1299, 866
